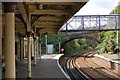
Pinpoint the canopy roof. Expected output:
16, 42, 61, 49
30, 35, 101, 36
2, 1, 89, 37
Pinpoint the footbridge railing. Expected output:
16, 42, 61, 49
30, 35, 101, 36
60, 15, 120, 31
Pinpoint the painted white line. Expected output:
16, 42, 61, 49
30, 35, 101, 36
56, 54, 71, 80
94, 54, 120, 64
94, 54, 110, 61
53, 54, 64, 59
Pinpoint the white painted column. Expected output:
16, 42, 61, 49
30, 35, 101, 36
23, 38, 26, 59
3, 3, 16, 78
31, 37, 34, 60
27, 32, 32, 78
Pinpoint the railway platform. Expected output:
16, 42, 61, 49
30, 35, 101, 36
16, 54, 69, 79
94, 54, 120, 73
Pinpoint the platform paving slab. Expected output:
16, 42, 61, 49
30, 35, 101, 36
16, 54, 68, 80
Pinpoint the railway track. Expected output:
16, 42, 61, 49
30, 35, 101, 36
83, 51, 120, 79
61, 51, 96, 80
60, 50, 120, 80
64, 54, 91, 80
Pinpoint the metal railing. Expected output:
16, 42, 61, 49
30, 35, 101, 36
60, 15, 120, 31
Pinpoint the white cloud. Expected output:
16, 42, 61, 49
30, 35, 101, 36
75, 0, 120, 15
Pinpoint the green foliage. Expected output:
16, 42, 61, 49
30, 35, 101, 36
96, 31, 118, 54
97, 5, 120, 54
64, 39, 97, 55
41, 34, 60, 54
47, 34, 59, 53
41, 36, 46, 54
119, 31, 120, 48
110, 5, 120, 14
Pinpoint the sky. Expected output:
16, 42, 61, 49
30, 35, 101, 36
75, 0, 120, 15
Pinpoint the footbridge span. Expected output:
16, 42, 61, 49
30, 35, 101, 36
60, 15, 120, 31
60, 14, 120, 46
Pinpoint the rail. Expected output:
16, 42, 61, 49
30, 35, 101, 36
60, 50, 119, 79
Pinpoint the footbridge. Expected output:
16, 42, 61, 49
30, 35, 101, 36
60, 15, 120, 31
60, 14, 120, 46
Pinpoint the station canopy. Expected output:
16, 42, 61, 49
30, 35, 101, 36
2, 0, 89, 37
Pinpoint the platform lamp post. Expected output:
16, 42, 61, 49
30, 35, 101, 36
117, 1, 120, 78
59, 38, 61, 53
116, 2, 120, 54
58, 35, 61, 53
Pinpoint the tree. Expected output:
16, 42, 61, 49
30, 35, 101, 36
96, 31, 117, 54
96, 5, 120, 54
64, 38, 97, 55
110, 5, 120, 14
41, 34, 60, 54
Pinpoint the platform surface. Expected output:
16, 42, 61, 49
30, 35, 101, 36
95, 53, 120, 64
16, 54, 68, 79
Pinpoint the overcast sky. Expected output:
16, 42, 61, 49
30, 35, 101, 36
75, 0, 120, 15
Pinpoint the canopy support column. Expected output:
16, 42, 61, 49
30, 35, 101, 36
27, 32, 32, 78
3, 2, 16, 78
